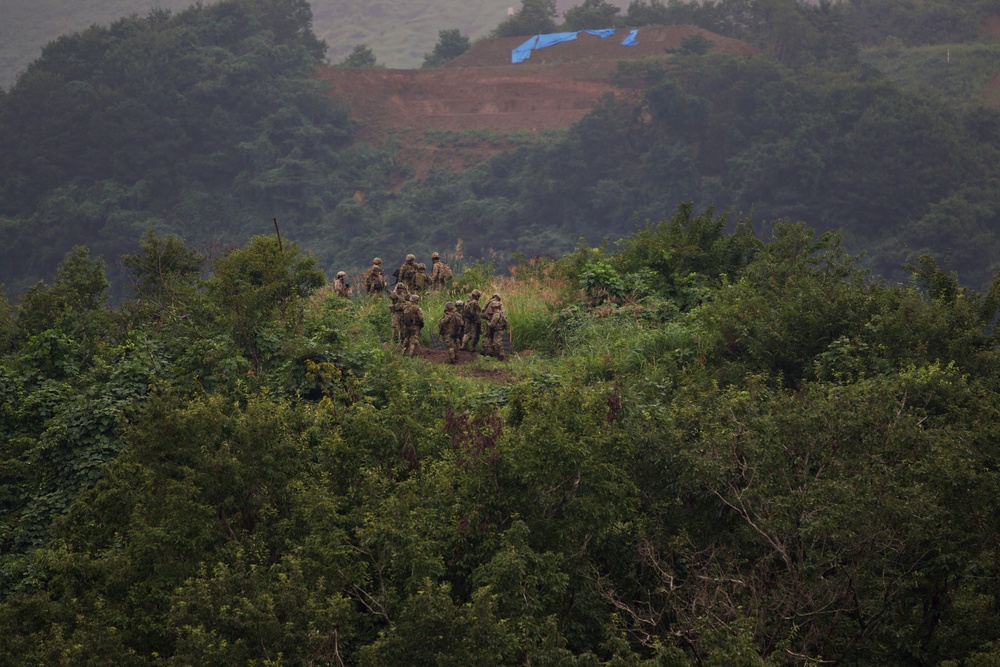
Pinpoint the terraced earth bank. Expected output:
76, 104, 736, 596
317, 25, 755, 177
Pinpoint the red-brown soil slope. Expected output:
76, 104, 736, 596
317, 26, 754, 177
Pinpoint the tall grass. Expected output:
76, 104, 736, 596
478, 273, 566, 352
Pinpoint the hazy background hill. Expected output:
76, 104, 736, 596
4, 0, 1000, 295
0, 0, 200, 89
0, 0, 632, 88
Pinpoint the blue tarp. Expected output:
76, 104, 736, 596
511, 35, 541, 64
621, 29, 639, 46
511, 28, 620, 64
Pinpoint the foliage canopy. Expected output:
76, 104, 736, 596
3, 214, 1000, 664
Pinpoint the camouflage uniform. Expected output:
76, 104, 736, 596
401, 295, 424, 356
397, 255, 418, 291
461, 290, 482, 352
389, 284, 410, 343
437, 302, 462, 363
364, 258, 387, 295
414, 264, 432, 291
431, 253, 452, 290
333, 272, 351, 298
482, 296, 507, 360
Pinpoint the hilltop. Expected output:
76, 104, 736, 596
0, 0, 632, 89
318, 25, 755, 177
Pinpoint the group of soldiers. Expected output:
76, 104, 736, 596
333, 253, 509, 363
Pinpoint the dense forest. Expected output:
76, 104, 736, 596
4, 2, 1000, 662
3, 210, 1000, 664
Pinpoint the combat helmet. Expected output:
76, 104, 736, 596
337, 271, 347, 278
470, 289, 481, 299
444, 301, 455, 310
373, 257, 382, 265
406, 253, 416, 262
410, 294, 420, 302
455, 300, 464, 308
431, 252, 440, 260
417, 263, 427, 270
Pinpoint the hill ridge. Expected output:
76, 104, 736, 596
318, 25, 755, 177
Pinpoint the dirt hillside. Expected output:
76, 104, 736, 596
317, 26, 755, 177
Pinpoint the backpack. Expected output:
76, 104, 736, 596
403, 305, 419, 327
365, 268, 385, 292
439, 263, 452, 281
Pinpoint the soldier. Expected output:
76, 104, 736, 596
438, 302, 462, 363
482, 293, 508, 360
461, 289, 482, 352
430, 252, 453, 290
396, 254, 418, 291
389, 283, 410, 343
414, 263, 432, 291
333, 271, 351, 298
364, 257, 387, 295
401, 294, 424, 356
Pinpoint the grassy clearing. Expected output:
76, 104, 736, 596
312, 261, 694, 398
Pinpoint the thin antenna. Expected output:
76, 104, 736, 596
273, 217, 283, 251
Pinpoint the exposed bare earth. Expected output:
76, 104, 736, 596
317, 26, 754, 178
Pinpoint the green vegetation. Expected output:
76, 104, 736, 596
862, 41, 1000, 106
425, 129, 503, 147
563, 0, 624, 31
491, 0, 559, 38
339, 44, 380, 68
4, 209, 1000, 664
421, 29, 472, 69
6, 7, 1000, 659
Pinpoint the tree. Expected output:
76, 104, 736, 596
562, 0, 621, 31
490, 0, 558, 38
14, 246, 111, 344
340, 43, 378, 68
624, 0, 672, 27
120, 229, 202, 299
206, 235, 325, 365
678, 33, 715, 55
422, 29, 471, 69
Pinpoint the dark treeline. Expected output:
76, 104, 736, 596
496, 0, 1000, 64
